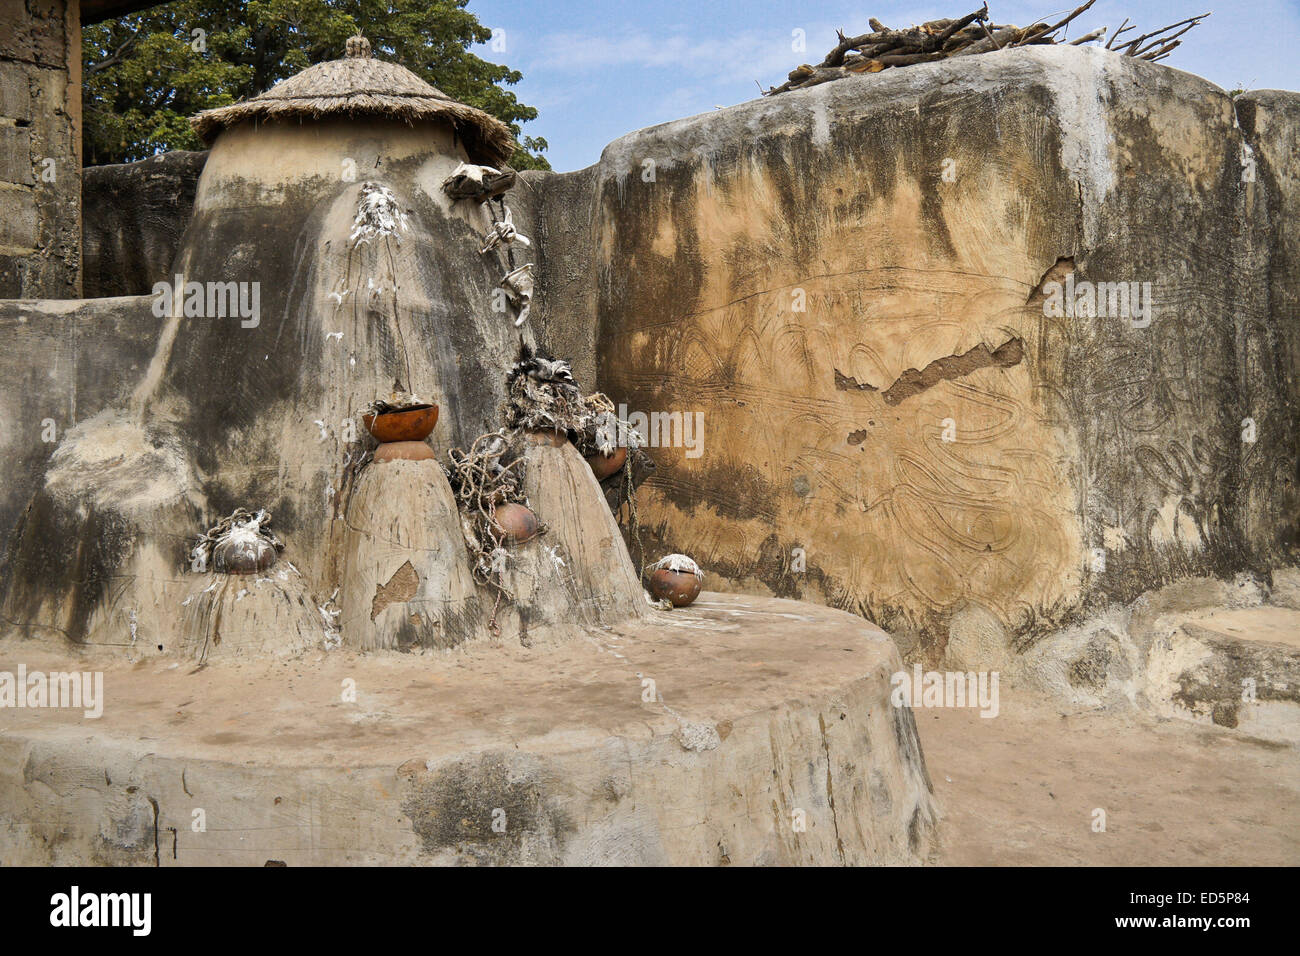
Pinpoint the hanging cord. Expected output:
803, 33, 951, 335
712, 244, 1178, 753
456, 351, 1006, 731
615, 452, 647, 582
496, 195, 517, 272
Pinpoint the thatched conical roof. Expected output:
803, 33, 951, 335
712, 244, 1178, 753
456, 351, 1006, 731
190, 35, 516, 166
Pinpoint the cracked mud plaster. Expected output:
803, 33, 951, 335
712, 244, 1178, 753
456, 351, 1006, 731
371, 561, 419, 620
835, 338, 1025, 406
1027, 256, 1076, 303
880, 337, 1024, 406
818, 713, 847, 864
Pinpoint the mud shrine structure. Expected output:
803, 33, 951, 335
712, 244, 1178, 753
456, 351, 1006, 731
0, 19, 1297, 864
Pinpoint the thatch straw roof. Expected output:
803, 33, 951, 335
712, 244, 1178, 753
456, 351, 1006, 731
190, 35, 516, 166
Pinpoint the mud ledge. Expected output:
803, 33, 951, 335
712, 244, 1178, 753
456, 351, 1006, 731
0, 593, 936, 865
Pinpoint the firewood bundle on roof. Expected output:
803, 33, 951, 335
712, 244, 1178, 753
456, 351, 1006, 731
763, 1, 1209, 96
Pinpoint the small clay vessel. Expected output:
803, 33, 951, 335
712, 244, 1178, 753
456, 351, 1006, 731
363, 404, 438, 443
649, 569, 702, 607
586, 446, 627, 480
213, 534, 277, 575
373, 441, 435, 463
491, 503, 539, 545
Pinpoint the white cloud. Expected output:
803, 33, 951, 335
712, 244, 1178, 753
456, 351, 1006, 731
508, 24, 840, 85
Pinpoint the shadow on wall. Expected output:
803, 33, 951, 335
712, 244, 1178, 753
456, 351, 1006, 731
82, 151, 208, 298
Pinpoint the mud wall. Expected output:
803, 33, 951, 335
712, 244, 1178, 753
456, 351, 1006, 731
1236, 90, 1300, 455
0, 296, 158, 577
0, 46, 1297, 662
513, 166, 601, 387
529, 46, 1300, 661
82, 150, 207, 297
0, 0, 81, 298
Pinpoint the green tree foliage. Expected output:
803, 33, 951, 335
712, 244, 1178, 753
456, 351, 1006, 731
82, 0, 549, 169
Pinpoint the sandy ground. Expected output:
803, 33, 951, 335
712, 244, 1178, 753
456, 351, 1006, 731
918, 687, 1300, 866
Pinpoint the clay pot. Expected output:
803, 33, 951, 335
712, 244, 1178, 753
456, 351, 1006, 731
491, 503, 540, 545
649, 569, 702, 607
213, 534, 277, 575
373, 441, 435, 463
586, 446, 627, 481
363, 404, 438, 443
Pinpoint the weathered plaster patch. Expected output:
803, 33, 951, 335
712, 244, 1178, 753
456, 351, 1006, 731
880, 337, 1024, 406
810, 98, 832, 148
1039, 46, 1117, 246
371, 561, 419, 620
1150, 496, 1205, 553
44, 410, 200, 518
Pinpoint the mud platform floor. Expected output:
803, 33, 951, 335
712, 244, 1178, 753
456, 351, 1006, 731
923, 687, 1299, 866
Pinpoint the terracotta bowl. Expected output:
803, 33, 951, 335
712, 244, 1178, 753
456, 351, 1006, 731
214, 537, 277, 575
363, 404, 438, 443
491, 503, 540, 545
649, 568, 702, 607
586, 445, 628, 481
373, 441, 435, 463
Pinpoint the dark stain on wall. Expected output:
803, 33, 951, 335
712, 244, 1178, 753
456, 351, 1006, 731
400, 752, 575, 864
82, 150, 208, 297
880, 337, 1024, 406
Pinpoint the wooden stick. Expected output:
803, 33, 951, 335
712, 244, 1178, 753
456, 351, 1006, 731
1105, 18, 1132, 48
935, 4, 989, 45
1131, 21, 1199, 57
1140, 39, 1181, 60
1120, 13, 1209, 55
1041, 0, 1098, 40
822, 4, 987, 66
822, 30, 887, 66
943, 24, 987, 51
1070, 28, 1107, 45
953, 25, 1023, 56
872, 51, 949, 67
783, 65, 846, 89
852, 40, 909, 59
1012, 22, 1051, 46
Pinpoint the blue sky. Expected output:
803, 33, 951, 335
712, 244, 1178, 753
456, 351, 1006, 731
465, 0, 1300, 171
